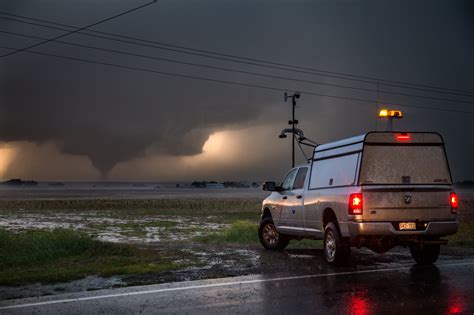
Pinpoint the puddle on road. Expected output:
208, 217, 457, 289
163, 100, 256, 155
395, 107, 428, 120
288, 254, 315, 259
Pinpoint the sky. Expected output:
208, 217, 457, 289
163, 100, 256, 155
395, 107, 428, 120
0, 0, 473, 182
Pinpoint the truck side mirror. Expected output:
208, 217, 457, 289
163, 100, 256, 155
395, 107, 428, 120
263, 181, 277, 191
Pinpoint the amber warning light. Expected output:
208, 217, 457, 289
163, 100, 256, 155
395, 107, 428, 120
378, 109, 403, 118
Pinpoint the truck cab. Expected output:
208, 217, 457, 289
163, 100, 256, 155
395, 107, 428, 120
259, 131, 459, 265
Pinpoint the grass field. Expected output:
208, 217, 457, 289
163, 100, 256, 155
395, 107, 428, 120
449, 198, 474, 246
0, 198, 263, 286
447, 221, 474, 247
195, 220, 259, 244
0, 198, 262, 213
0, 229, 185, 286
0, 198, 262, 243
195, 220, 323, 248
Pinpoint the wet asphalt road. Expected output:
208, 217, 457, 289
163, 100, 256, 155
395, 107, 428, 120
1, 256, 474, 314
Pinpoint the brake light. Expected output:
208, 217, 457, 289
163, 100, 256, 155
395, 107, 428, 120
450, 192, 458, 213
349, 193, 363, 215
396, 133, 411, 141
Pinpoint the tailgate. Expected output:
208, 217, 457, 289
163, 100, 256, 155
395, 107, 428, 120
362, 187, 454, 221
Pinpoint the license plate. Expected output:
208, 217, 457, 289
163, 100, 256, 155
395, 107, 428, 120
399, 222, 416, 230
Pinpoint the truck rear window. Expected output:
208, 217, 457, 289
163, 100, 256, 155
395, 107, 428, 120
359, 145, 452, 185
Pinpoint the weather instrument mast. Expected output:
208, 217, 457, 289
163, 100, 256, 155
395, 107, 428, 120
279, 92, 319, 167
280, 92, 300, 168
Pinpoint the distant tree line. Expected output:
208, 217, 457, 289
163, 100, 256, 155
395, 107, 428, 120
0, 179, 38, 186
190, 181, 259, 188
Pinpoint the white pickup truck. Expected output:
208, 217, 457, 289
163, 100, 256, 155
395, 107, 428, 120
259, 132, 459, 265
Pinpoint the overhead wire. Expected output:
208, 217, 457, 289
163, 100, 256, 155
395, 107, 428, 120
0, 43, 473, 115
1, 12, 473, 98
0, 1, 156, 59
4, 28, 474, 106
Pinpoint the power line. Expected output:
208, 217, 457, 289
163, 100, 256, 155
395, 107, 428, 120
4, 28, 474, 106
0, 1, 156, 58
1, 43, 473, 115
1, 12, 473, 98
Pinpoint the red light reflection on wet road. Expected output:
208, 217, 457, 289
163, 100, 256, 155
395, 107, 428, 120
448, 297, 464, 314
348, 290, 371, 315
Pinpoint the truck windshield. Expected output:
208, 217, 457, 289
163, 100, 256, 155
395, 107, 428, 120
359, 145, 452, 185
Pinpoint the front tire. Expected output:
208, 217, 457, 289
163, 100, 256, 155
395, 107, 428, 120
258, 217, 289, 250
409, 243, 440, 265
324, 222, 350, 264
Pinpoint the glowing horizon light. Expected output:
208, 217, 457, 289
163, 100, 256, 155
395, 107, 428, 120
182, 130, 240, 169
0, 145, 17, 181
202, 132, 227, 154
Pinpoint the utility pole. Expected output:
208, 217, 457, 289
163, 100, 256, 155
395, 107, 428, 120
283, 92, 300, 168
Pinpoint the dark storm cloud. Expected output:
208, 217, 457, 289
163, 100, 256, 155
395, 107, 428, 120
1, 0, 473, 180
0, 55, 263, 173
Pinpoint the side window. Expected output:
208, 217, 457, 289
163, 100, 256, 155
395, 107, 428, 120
293, 167, 308, 189
280, 169, 298, 191
309, 153, 360, 189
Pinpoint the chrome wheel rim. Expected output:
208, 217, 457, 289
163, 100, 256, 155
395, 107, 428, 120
263, 223, 279, 246
325, 230, 336, 262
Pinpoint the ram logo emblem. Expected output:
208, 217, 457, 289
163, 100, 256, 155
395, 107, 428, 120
404, 195, 412, 204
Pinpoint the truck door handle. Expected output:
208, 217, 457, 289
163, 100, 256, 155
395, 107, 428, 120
282, 196, 287, 200
296, 195, 302, 199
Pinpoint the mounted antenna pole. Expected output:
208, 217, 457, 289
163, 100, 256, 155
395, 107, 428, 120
279, 94, 317, 165
283, 92, 300, 168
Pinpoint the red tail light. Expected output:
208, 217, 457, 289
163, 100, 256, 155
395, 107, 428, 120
349, 193, 363, 215
450, 192, 458, 213
396, 133, 411, 141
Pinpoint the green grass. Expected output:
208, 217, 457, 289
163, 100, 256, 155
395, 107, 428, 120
194, 220, 323, 247
0, 198, 262, 213
447, 221, 474, 247
195, 220, 259, 244
0, 199, 263, 227
117, 221, 178, 228
288, 239, 323, 248
195, 217, 471, 248
0, 229, 184, 286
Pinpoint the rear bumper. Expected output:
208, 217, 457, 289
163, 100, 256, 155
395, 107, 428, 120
342, 220, 458, 237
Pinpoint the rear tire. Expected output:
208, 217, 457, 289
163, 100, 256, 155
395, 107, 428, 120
258, 217, 289, 250
409, 243, 440, 265
324, 222, 351, 264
